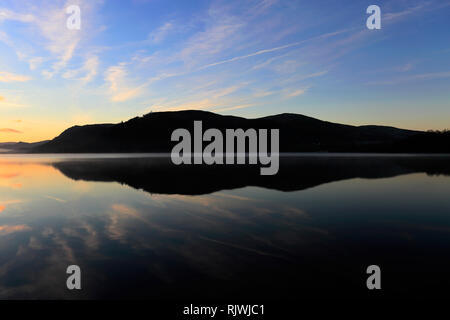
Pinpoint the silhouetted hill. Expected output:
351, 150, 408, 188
32, 110, 449, 153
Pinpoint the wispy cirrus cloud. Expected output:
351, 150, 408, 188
197, 29, 350, 71
295, 70, 328, 82
252, 0, 278, 15
0, 8, 35, 23
0, 31, 45, 70
285, 87, 309, 98
179, 13, 245, 66
0, 224, 31, 236
397, 63, 414, 72
96, 0, 450, 120
0, 200, 24, 215
368, 71, 450, 85
0, 3, 79, 78
149, 22, 174, 44
1, 0, 102, 78
0, 128, 22, 133
384, 2, 432, 23
36, 0, 103, 78
63, 55, 99, 84
0, 95, 28, 108
105, 63, 144, 102
0, 71, 31, 82
212, 103, 255, 112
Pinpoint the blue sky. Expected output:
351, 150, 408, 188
0, 0, 450, 142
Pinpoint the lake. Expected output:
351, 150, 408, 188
0, 154, 449, 299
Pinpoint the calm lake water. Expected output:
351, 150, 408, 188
0, 154, 449, 299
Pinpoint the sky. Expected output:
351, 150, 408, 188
0, 0, 449, 142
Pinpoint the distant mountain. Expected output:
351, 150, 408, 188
31, 110, 449, 153
0, 141, 49, 153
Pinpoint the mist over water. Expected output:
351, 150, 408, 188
0, 154, 449, 299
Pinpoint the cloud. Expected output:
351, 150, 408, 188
0, 102, 27, 108
384, 2, 432, 23
111, 87, 142, 102
0, 71, 31, 82
286, 87, 309, 98
111, 204, 139, 216
105, 63, 143, 102
63, 55, 99, 84
36, 1, 102, 78
1, 4, 79, 78
252, 0, 278, 14
28, 57, 45, 71
100, 3, 351, 114
212, 104, 255, 112
105, 65, 126, 92
42, 42, 78, 79
1, 1, 103, 79
0, 225, 31, 236
0, 8, 35, 23
0, 31, 45, 71
210, 84, 246, 99
180, 12, 245, 64
397, 63, 414, 72
200, 41, 304, 70
0, 200, 24, 213
296, 70, 328, 81
0, 30, 14, 47
149, 22, 174, 43
253, 90, 275, 98
0, 95, 27, 108
44, 195, 66, 203
0, 128, 22, 133
368, 71, 450, 85
251, 53, 290, 70
277, 70, 328, 86
197, 29, 350, 71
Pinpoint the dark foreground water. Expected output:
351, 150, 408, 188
0, 154, 449, 299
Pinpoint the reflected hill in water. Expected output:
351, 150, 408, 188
52, 155, 450, 195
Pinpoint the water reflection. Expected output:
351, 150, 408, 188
53, 154, 450, 194
0, 155, 449, 299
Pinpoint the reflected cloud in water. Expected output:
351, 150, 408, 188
0, 155, 449, 299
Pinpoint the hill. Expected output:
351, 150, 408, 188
0, 141, 49, 153
31, 110, 449, 153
